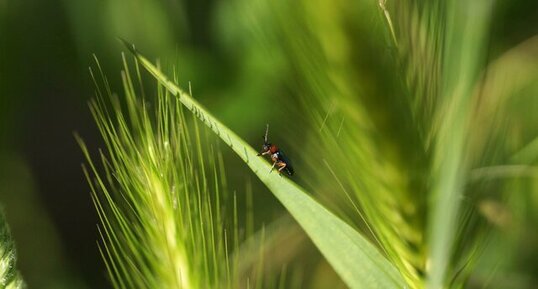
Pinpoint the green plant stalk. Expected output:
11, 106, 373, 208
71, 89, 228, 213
124, 40, 406, 289
426, 1, 493, 288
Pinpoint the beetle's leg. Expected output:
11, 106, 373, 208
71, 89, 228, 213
275, 162, 286, 176
269, 161, 277, 173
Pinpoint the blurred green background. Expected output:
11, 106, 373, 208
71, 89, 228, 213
0, 0, 537, 288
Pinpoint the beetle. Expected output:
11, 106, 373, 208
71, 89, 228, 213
256, 124, 294, 176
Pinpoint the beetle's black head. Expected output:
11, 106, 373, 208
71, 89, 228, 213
262, 142, 271, 151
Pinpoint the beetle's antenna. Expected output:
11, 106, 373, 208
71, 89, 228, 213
264, 124, 269, 143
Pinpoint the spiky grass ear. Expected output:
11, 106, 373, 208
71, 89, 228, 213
0, 210, 25, 289
219, 1, 519, 288
79, 55, 253, 289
